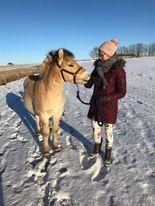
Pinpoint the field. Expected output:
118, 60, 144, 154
0, 57, 155, 206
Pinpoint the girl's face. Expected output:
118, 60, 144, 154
98, 50, 110, 61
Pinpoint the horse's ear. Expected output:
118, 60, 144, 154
58, 49, 64, 65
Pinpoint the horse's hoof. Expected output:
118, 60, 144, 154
44, 149, 54, 158
37, 134, 43, 142
54, 144, 62, 153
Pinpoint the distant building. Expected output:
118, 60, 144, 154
117, 53, 137, 58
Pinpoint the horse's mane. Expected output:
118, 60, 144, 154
49, 48, 75, 60
40, 48, 75, 75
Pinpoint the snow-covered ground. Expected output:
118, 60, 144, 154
0, 57, 155, 206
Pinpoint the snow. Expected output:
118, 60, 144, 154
0, 57, 155, 206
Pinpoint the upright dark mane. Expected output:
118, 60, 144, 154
61, 49, 75, 59
49, 48, 75, 63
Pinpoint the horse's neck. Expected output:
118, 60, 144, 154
42, 64, 64, 96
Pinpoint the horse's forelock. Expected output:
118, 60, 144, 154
49, 49, 75, 62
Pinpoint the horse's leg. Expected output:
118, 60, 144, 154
35, 115, 41, 135
52, 116, 61, 151
35, 115, 43, 141
40, 116, 51, 157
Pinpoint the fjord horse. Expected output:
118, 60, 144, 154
23, 49, 90, 157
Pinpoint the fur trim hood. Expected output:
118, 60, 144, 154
91, 56, 126, 88
111, 58, 126, 71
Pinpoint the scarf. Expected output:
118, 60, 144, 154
94, 54, 118, 88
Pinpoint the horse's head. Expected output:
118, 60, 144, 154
54, 49, 90, 84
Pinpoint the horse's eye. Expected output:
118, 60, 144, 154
68, 64, 74, 67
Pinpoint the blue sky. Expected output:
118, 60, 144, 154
0, 0, 155, 64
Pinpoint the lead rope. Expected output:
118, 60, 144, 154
95, 97, 104, 126
76, 85, 104, 126
76, 85, 90, 105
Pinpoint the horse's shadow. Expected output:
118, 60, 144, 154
6, 92, 43, 153
0, 173, 5, 206
6, 92, 92, 155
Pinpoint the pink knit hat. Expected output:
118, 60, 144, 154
99, 39, 119, 57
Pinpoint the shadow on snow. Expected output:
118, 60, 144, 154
6, 92, 92, 155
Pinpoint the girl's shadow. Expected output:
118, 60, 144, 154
6, 92, 43, 153
60, 120, 93, 154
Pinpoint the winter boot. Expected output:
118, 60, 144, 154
104, 147, 112, 167
89, 140, 102, 159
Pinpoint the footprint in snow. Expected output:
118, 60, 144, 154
59, 167, 68, 174
66, 135, 77, 150
149, 76, 152, 80
25, 147, 48, 180
93, 167, 110, 182
48, 175, 73, 205
26, 156, 57, 183
0, 152, 7, 175
80, 154, 97, 170
48, 191, 73, 206
137, 73, 143, 77
79, 149, 105, 181
10, 132, 26, 142
137, 100, 143, 104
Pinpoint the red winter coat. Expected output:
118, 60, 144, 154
85, 59, 126, 124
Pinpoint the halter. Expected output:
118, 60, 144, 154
56, 61, 91, 105
56, 62, 83, 84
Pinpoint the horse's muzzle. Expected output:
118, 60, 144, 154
81, 72, 90, 83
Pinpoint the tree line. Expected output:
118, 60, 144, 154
89, 42, 155, 59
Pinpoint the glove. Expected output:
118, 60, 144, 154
84, 77, 97, 88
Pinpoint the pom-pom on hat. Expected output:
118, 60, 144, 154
99, 39, 119, 57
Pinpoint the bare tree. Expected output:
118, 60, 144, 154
89, 47, 98, 59
90, 42, 155, 58
148, 43, 155, 56
136, 43, 143, 57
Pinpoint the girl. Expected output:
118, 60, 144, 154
84, 39, 126, 167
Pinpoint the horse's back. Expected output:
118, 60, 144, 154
24, 74, 41, 88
